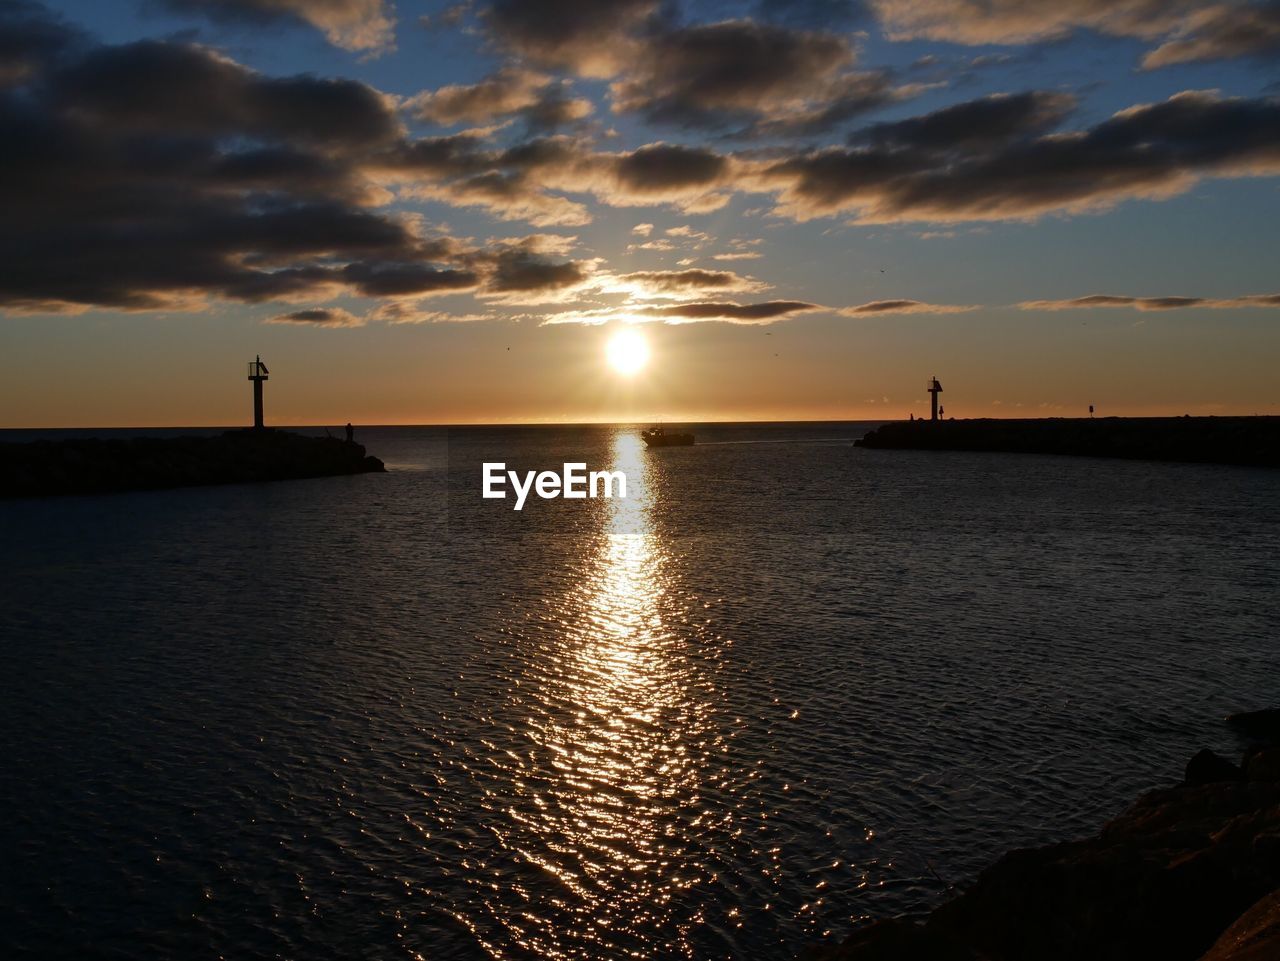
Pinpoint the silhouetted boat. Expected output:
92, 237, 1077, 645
642, 426, 694, 447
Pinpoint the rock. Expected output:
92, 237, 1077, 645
922, 779, 1280, 961
814, 744, 1280, 961
1244, 747, 1280, 783
1186, 749, 1245, 786
811, 918, 977, 961
0, 429, 385, 497
852, 416, 1280, 468
1197, 889, 1280, 961
1229, 710, 1280, 744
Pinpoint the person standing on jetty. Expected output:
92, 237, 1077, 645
345, 423, 354, 444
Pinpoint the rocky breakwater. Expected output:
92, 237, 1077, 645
816, 733, 1280, 961
855, 417, 1280, 468
0, 429, 386, 497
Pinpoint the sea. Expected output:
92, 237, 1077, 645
2, 422, 1278, 960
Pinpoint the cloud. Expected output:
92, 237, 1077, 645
484, 249, 588, 293
542, 300, 821, 325
610, 19, 846, 125
385, 136, 735, 225
49, 37, 404, 148
606, 19, 911, 135
867, 0, 1191, 46
268, 306, 364, 326
850, 91, 1077, 151
1142, 2, 1280, 68
406, 67, 549, 125
480, 0, 661, 76
867, 0, 1280, 70
0, 12, 608, 315
756, 90, 1280, 223
612, 142, 729, 194
838, 299, 977, 314
607, 268, 767, 296
366, 301, 494, 323
406, 67, 592, 131
1019, 293, 1280, 310
479, 5, 908, 134
157, 0, 396, 54
631, 222, 654, 236
338, 262, 480, 296
0, 0, 84, 85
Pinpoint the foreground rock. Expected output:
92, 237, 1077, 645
818, 745, 1280, 961
1199, 890, 1280, 961
0, 429, 385, 496
855, 417, 1280, 468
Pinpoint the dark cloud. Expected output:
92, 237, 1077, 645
268, 306, 363, 326
542, 299, 822, 325
641, 300, 819, 322
745, 71, 905, 139
0, 0, 83, 85
605, 18, 911, 135
481, 0, 661, 76
609, 20, 853, 128
614, 143, 728, 192
484, 250, 588, 293
615, 268, 762, 294
339, 262, 479, 297
1020, 293, 1280, 310
1143, 2, 1280, 68
850, 91, 1077, 151
868, 0, 1280, 70
156, 0, 395, 53
406, 68, 592, 132
480, 3, 905, 135
50, 39, 402, 147
867, 0, 1192, 46
761, 90, 1280, 222
516, 87, 594, 134
0, 9, 566, 312
838, 299, 976, 314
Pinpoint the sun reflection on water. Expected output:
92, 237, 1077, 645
496, 429, 727, 959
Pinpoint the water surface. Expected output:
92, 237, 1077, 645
2, 423, 1278, 959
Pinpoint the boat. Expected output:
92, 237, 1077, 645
641, 426, 694, 447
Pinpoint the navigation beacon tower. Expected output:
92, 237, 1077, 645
927, 376, 943, 421
248, 355, 269, 429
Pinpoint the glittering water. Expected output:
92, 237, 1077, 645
2, 423, 1278, 960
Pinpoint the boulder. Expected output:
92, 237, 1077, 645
1197, 889, 1280, 961
922, 779, 1280, 961
1186, 749, 1245, 786
1245, 748, 1280, 784
812, 918, 977, 961
1228, 710, 1280, 743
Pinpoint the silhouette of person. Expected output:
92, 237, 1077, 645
345, 422, 354, 443
909, 413, 914, 421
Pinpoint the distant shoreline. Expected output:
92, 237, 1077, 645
856, 416, 1280, 468
0, 429, 386, 497
4, 415, 1278, 433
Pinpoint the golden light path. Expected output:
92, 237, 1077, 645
501, 430, 727, 959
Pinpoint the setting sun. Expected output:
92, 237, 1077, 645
605, 329, 650, 376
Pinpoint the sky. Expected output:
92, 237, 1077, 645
2, 0, 1278, 426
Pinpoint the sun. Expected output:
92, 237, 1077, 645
605, 329, 650, 376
